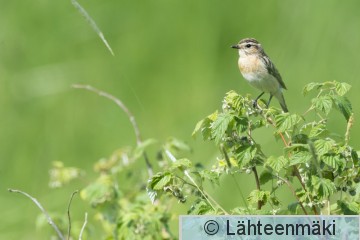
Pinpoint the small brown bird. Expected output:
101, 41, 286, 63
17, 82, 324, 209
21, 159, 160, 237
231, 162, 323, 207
231, 38, 288, 112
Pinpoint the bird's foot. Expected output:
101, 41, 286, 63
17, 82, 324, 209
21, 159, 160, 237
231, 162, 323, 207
252, 99, 259, 109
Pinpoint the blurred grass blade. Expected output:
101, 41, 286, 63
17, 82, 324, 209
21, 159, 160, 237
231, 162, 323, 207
71, 0, 115, 56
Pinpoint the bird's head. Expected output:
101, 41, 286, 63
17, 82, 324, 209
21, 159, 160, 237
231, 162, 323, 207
231, 38, 264, 56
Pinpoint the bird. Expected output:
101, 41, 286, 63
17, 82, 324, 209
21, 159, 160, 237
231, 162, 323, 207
231, 38, 288, 112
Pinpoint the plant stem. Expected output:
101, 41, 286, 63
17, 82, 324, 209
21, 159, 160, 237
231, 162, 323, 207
8, 189, 65, 240
72, 84, 153, 177
67, 190, 79, 240
252, 166, 263, 209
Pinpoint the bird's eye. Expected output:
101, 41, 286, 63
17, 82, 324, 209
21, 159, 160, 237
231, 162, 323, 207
245, 44, 252, 48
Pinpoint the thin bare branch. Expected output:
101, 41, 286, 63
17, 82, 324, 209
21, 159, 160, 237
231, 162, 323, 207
67, 190, 79, 240
72, 84, 153, 177
79, 212, 88, 240
8, 188, 65, 240
71, 0, 114, 56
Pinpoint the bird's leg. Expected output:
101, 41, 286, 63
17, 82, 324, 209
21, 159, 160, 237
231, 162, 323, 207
253, 92, 265, 108
266, 95, 273, 108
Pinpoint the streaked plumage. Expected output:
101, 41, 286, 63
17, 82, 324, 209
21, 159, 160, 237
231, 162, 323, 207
232, 38, 288, 112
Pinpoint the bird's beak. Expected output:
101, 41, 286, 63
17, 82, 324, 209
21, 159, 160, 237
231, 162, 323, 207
231, 44, 240, 49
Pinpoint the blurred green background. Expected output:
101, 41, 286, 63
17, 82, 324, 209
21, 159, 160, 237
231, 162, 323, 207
1, 0, 360, 239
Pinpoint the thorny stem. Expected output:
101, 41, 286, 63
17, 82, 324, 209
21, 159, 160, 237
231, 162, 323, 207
8, 189, 65, 240
72, 84, 153, 177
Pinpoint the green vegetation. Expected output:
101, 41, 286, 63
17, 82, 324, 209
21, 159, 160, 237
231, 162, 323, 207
1, 1, 360, 239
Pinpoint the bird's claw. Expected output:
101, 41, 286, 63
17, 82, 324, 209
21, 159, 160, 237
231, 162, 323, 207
252, 100, 258, 109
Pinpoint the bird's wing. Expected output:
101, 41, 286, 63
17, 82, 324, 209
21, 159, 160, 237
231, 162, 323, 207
262, 55, 287, 90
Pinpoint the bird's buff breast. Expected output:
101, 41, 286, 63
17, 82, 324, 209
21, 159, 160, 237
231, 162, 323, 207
238, 56, 279, 93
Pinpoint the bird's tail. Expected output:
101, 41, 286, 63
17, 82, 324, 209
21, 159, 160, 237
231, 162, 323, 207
274, 91, 288, 112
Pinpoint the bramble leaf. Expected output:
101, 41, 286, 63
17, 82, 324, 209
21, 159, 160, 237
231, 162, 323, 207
311, 176, 336, 198
275, 113, 302, 132
259, 170, 274, 185
289, 151, 312, 166
248, 190, 270, 205
335, 82, 351, 96
312, 95, 332, 115
303, 82, 323, 95
331, 95, 352, 121
211, 113, 234, 144
265, 156, 288, 172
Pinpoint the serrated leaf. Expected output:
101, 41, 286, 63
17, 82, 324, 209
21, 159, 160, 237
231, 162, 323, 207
247, 190, 270, 205
314, 139, 334, 156
289, 151, 312, 166
188, 200, 214, 215
275, 113, 302, 132
311, 176, 336, 198
321, 153, 344, 171
303, 82, 323, 95
259, 170, 274, 185
235, 116, 248, 133
312, 95, 332, 115
193, 112, 217, 140
265, 156, 288, 172
335, 82, 351, 96
331, 95, 352, 121
236, 144, 258, 166
308, 122, 329, 138
211, 113, 234, 144
224, 90, 243, 111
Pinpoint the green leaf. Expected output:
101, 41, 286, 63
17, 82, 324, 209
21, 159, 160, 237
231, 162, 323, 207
235, 144, 258, 166
337, 200, 360, 214
275, 113, 302, 132
303, 82, 323, 95
192, 111, 217, 140
224, 90, 243, 111
335, 82, 351, 96
152, 173, 172, 190
312, 95, 332, 115
188, 199, 215, 215
211, 113, 234, 144
331, 95, 352, 121
265, 156, 288, 172
289, 151, 312, 166
198, 170, 220, 185
169, 158, 192, 171
235, 116, 248, 133
311, 176, 336, 198
314, 138, 334, 156
259, 170, 274, 185
247, 190, 270, 205
80, 175, 118, 207
307, 122, 329, 138
321, 154, 344, 171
